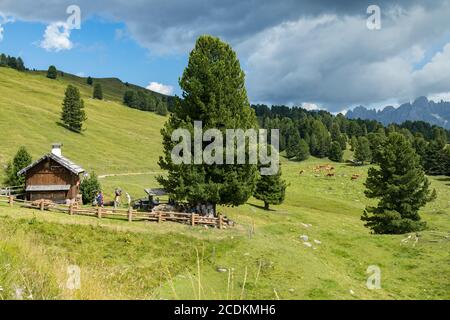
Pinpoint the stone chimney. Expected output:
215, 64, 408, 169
51, 143, 62, 157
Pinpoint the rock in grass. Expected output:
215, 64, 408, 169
300, 235, 309, 242
216, 267, 228, 273
303, 242, 312, 248
313, 239, 322, 245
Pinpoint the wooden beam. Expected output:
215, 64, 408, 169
128, 207, 133, 222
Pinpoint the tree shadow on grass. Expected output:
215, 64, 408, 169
56, 121, 85, 135
248, 202, 277, 212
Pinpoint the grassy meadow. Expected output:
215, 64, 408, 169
0, 67, 449, 300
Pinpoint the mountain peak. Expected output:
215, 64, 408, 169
346, 97, 450, 129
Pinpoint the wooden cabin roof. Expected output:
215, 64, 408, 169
18, 153, 85, 176
26, 185, 71, 192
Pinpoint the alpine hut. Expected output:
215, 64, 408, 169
17, 144, 85, 204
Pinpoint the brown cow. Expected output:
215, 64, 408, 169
351, 174, 361, 180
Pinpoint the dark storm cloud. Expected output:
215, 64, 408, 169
1, 0, 450, 110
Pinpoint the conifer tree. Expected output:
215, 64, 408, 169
87, 76, 93, 85
3, 146, 32, 187
47, 65, 57, 79
93, 83, 103, 100
254, 165, 287, 210
294, 139, 310, 161
355, 136, 371, 164
80, 173, 101, 205
157, 35, 258, 214
362, 133, 436, 234
329, 141, 343, 162
61, 85, 86, 132
350, 136, 358, 151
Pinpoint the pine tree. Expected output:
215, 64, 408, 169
0, 54, 7, 66
330, 122, 341, 141
16, 57, 26, 71
123, 90, 136, 107
47, 65, 57, 79
61, 85, 86, 132
337, 133, 347, 151
350, 136, 358, 151
354, 136, 371, 164
367, 132, 386, 164
294, 139, 310, 161
80, 173, 101, 205
157, 35, 258, 214
329, 141, 343, 162
3, 146, 32, 187
286, 129, 301, 158
361, 133, 436, 234
156, 100, 168, 116
87, 76, 93, 85
254, 165, 287, 210
93, 83, 103, 100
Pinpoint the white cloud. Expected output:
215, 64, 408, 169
428, 92, 450, 103
237, 4, 450, 110
2, 1, 450, 108
76, 72, 85, 77
0, 11, 14, 41
146, 82, 174, 95
40, 21, 73, 52
302, 103, 320, 111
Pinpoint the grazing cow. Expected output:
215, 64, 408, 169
351, 174, 361, 180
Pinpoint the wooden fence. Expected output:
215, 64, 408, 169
0, 195, 229, 229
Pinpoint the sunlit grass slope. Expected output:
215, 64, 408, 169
0, 67, 165, 180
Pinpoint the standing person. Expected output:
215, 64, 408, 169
126, 192, 131, 208
93, 191, 99, 206
114, 187, 122, 209
97, 191, 104, 208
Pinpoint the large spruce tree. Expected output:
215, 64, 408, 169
61, 85, 86, 132
362, 133, 436, 234
157, 35, 258, 214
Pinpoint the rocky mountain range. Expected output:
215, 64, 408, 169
346, 97, 450, 130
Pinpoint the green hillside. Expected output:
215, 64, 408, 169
0, 67, 449, 300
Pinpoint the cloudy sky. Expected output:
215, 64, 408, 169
1, 0, 450, 112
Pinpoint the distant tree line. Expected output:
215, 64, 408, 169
253, 104, 450, 176
0, 53, 26, 71
123, 89, 169, 116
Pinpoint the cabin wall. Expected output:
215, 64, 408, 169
25, 158, 80, 200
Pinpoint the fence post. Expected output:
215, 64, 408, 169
219, 214, 223, 229
97, 207, 102, 219
158, 211, 162, 223
191, 213, 195, 227
128, 207, 133, 222
40, 200, 44, 211
69, 203, 74, 215
8, 195, 14, 207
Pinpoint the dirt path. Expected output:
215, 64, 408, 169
98, 172, 163, 179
